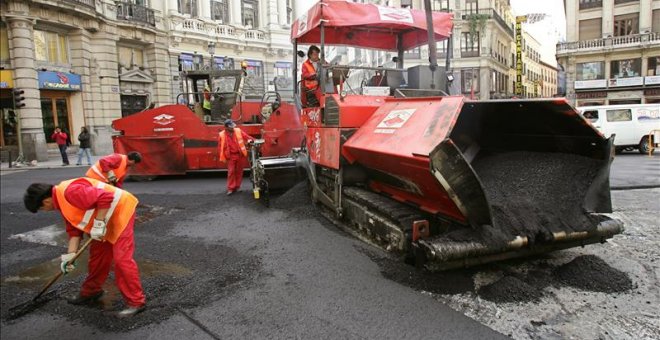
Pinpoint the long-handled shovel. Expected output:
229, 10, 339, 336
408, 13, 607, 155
6, 238, 94, 320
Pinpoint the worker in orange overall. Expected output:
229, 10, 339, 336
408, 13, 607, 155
86, 152, 142, 188
218, 119, 254, 195
301, 45, 322, 107
23, 178, 146, 318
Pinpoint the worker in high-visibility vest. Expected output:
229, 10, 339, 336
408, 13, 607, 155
203, 84, 212, 116
301, 45, 322, 107
86, 152, 142, 188
218, 119, 254, 195
23, 178, 146, 318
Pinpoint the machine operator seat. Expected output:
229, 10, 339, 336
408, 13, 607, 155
211, 90, 237, 121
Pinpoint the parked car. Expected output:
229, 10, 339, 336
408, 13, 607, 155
578, 104, 660, 154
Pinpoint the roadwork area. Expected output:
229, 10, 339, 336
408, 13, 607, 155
371, 188, 659, 340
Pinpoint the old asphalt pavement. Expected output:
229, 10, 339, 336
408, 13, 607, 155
0, 152, 658, 339
0, 167, 506, 339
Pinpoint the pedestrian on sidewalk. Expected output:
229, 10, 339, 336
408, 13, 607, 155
86, 152, 142, 188
23, 178, 146, 318
218, 119, 254, 195
51, 127, 69, 166
76, 127, 92, 166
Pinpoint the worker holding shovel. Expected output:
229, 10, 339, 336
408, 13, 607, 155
23, 177, 146, 318
86, 151, 142, 188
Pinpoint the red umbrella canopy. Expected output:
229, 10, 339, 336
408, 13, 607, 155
291, 0, 453, 51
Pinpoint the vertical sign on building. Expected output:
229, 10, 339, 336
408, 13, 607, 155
515, 16, 526, 97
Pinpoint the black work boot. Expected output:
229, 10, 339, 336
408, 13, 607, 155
67, 291, 104, 305
115, 305, 145, 318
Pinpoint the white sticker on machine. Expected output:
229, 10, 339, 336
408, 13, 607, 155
376, 108, 416, 129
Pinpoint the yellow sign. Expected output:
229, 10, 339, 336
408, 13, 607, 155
0, 70, 14, 89
515, 22, 523, 96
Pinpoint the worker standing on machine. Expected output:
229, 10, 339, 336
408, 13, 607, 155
218, 119, 254, 195
202, 84, 212, 116
302, 45, 322, 107
23, 178, 146, 318
86, 152, 142, 188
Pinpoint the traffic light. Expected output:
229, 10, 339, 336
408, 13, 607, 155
13, 89, 26, 109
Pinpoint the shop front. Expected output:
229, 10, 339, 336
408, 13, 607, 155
0, 70, 16, 148
37, 71, 83, 145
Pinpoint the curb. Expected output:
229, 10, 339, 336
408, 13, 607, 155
0, 164, 90, 172
611, 185, 660, 191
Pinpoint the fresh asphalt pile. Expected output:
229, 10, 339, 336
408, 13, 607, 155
554, 255, 633, 293
471, 151, 604, 245
1, 194, 262, 331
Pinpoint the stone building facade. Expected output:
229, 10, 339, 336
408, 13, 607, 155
0, 0, 296, 162
556, 0, 660, 106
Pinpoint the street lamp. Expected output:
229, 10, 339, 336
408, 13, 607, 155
208, 41, 216, 69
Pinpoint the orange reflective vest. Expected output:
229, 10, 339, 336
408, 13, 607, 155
86, 154, 128, 184
218, 128, 248, 162
302, 59, 318, 91
55, 178, 139, 244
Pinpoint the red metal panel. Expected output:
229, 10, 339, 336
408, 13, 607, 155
113, 135, 187, 175
307, 127, 341, 169
342, 96, 466, 221
335, 94, 388, 128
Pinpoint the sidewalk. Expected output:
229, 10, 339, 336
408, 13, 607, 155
0, 150, 100, 171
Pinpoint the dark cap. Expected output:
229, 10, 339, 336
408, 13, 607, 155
224, 119, 236, 128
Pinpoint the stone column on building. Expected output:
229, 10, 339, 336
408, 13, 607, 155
266, 0, 279, 28
277, 0, 287, 26
148, 34, 174, 106
167, 0, 180, 15
7, 14, 48, 161
200, 0, 211, 20
602, 0, 614, 37
639, 0, 653, 32
231, 0, 242, 25
87, 29, 121, 155
68, 29, 94, 149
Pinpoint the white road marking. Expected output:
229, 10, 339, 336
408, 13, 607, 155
8, 224, 67, 246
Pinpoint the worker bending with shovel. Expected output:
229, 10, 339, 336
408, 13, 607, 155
23, 177, 146, 318
86, 151, 142, 188
218, 119, 254, 195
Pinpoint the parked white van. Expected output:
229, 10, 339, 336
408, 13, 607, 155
577, 104, 660, 154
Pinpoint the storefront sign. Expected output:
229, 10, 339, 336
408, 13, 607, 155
275, 61, 292, 69
608, 77, 643, 87
0, 70, 14, 88
38, 71, 81, 91
574, 79, 607, 89
645, 75, 660, 86
576, 91, 607, 99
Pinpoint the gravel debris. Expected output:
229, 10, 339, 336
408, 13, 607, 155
478, 275, 543, 303
553, 255, 633, 293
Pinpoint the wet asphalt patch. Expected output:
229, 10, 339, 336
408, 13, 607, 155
1, 194, 263, 331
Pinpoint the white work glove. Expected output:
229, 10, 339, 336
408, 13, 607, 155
107, 170, 118, 184
60, 253, 76, 274
90, 219, 107, 241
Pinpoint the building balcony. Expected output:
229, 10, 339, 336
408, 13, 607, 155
64, 0, 94, 8
212, 25, 236, 38
579, 0, 602, 10
116, 2, 155, 26
557, 32, 660, 55
460, 8, 514, 38
244, 29, 266, 41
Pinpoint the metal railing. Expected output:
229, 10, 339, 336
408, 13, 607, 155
557, 32, 660, 54
64, 0, 95, 8
460, 8, 514, 37
116, 2, 155, 26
